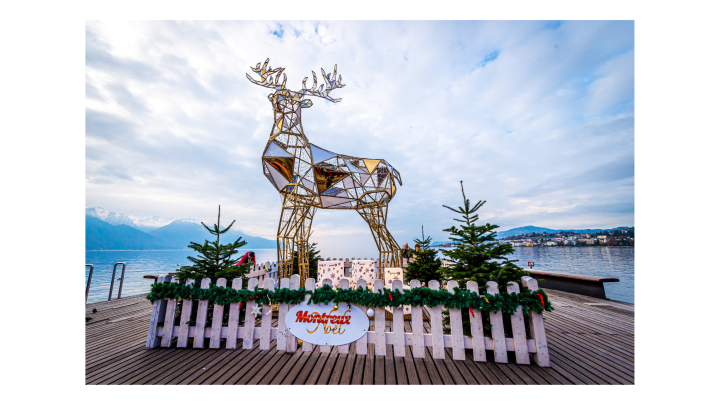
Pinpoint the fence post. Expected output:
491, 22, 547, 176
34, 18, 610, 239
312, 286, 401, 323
356, 279, 368, 355
209, 278, 227, 348
277, 277, 291, 351
161, 276, 179, 347
259, 278, 275, 350
391, 279, 405, 357
177, 279, 195, 348
338, 278, 351, 354
409, 279, 424, 358
320, 278, 334, 353
303, 278, 316, 352
466, 281, 486, 361
146, 274, 170, 348
225, 278, 243, 349
486, 281, 508, 363
242, 278, 260, 349
446, 280, 465, 360
193, 278, 212, 349
521, 276, 550, 367
507, 282, 530, 364
428, 280, 444, 359
287, 274, 301, 352
373, 279, 387, 356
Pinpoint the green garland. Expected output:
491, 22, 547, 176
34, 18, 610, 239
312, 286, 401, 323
147, 282, 553, 315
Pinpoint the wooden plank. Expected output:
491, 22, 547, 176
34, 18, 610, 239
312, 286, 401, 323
225, 278, 243, 349
242, 278, 259, 349
521, 276, 550, 367
287, 274, 301, 352
446, 280, 465, 360
277, 277, 290, 351
302, 278, 316, 353
507, 281, 530, 364
486, 281, 508, 363
177, 279, 195, 348
373, 279, 387, 356
259, 277, 276, 350
209, 278, 227, 349
355, 279, 368, 355
391, 279, 405, 357
145, 274, 169, 348
428, 280, 444, 359
161, 276, 179, 347
192, 278, 212, 349
338, 278, 351, 354
465, 281, 487, 361
409, 279, 425, 358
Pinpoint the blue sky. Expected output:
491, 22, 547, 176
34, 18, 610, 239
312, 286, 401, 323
85, 20, 634, 255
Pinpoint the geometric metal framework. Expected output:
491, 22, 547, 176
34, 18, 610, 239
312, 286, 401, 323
247, 58, 402, 284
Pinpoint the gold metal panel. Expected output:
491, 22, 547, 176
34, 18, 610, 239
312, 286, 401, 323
264, 157, 294, 183
363, 159, 381, 174
313, 165, 350, 194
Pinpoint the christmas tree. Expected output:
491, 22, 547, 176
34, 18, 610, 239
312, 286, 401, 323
404, 226, 443, 286
173, 206, 251, 284
439, 181, 528, 288
440, 182, 529, 336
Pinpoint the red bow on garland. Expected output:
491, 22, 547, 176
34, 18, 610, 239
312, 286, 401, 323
536, 293, 545, 309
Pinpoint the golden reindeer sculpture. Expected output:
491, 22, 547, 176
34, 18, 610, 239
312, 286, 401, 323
247, 58, 402, 283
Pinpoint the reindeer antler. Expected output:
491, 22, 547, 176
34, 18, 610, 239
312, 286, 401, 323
299, 64, 345, 103
246, 58, 287, 90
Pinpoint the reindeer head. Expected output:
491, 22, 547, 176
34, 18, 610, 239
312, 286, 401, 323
246, 58, 345, 113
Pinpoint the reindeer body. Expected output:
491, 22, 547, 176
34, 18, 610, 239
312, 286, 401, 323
248, 59, 402, 282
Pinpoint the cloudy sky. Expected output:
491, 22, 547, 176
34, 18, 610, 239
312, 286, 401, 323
85, 20, 634, 256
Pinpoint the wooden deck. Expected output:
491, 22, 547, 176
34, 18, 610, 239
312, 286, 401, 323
85, 289, 634, 385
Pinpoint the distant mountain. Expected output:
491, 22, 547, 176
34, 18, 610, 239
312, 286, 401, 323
86, 215, 169, 250
86, 207, 137, 228
496, 226, 558, 239
150, 220, 276, 249
85, 209, 276, 250
496, 225, 631, 239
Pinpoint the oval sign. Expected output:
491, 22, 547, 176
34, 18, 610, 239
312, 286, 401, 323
285, 300, 369, 346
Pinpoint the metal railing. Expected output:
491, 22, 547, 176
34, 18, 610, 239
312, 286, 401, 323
108, 262, 127, 300
85, 264, 94, 304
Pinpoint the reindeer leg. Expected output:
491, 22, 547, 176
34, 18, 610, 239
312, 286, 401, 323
277, 193, 317, 282
358, 204, 401, 281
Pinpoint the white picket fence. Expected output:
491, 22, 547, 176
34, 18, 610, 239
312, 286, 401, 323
146, 274, 550, 367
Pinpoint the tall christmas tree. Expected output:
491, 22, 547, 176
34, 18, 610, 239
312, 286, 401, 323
440, 182, 529, 337
404, 225, 443, 286
174, 205, 251, 284
439, 181, 528, 288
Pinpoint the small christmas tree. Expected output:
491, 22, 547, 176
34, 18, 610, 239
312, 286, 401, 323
439, 182, 528, 288
404, 225, 442, 286
174, 205, 251, 284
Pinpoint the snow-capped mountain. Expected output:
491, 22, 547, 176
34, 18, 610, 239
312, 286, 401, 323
86, 207, 136, 228
86, 207, 201, 231
127, 214, 178, 228
86, 207, 109, 220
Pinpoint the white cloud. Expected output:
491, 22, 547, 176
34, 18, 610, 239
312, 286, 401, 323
86, 20, 634, 257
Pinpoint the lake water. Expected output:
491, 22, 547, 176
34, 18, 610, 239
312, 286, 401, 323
85, 246, 634, 304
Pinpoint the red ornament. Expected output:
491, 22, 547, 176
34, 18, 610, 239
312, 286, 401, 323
536, 293, 545, 309
255, 295, 258, 299
469, 306, 475, 318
